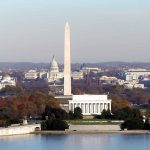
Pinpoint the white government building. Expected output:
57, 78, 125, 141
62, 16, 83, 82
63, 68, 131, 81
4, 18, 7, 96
69, 95, 111, 115
123, 69, 150, 81
24, 70, 39, 80
47, 56, 84, 83
47, 56, 64, 83
0, 75, 16, 90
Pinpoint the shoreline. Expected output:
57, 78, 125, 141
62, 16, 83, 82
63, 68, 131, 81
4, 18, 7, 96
0, 130, 150, 137
32, 130, 150, 135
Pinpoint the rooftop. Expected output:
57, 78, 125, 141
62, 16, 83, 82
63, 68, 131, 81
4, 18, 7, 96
72, 95, 108, 101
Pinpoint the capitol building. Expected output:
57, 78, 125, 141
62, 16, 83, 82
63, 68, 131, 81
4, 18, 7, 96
0, 75, 16, 90
47, 56, 84, 85
47, 56, 64, 85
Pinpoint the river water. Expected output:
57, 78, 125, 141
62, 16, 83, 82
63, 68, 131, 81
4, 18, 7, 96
0, 134, 150, 150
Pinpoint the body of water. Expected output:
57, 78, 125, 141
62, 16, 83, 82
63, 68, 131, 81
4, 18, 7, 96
0, 134, 150, 150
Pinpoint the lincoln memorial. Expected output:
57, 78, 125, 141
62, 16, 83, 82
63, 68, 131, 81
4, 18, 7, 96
69, 95, 111, 115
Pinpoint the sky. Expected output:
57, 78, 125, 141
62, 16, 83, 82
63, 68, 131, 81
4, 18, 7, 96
0, 0, 150, 63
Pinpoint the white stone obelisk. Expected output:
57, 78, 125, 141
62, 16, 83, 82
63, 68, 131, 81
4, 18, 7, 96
64, 22, 71, 95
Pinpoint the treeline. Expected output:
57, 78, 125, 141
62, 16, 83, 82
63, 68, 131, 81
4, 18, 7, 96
42, 105, 150, 131
95, 107, 150, 130
0, 90, 83, 129
0, 91, 60, 127
120, 107, 150, 130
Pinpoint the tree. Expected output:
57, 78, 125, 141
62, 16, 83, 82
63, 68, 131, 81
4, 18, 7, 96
113, 107, 133, 120
74, 107, 83, 119
69, 111, 74, 120
101, 109, 112, 119
43, 105, 69, 120
51, 108, 69, 120
41, 121, 47, 130
144, 118, 150, 130
72, 87, 83, 95
111, 96, 130, 113
0, 120, 7, 127
41, 119, 69, 131
51, 119, 69, 130
0, 92, 61, 124
121, 108, 144, 130
121, 118, 144, 130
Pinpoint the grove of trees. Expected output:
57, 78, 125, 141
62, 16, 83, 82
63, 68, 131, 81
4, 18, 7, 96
0, 91, 60, 127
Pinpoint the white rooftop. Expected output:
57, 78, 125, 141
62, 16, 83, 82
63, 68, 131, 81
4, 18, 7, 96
72, 95, 108, 101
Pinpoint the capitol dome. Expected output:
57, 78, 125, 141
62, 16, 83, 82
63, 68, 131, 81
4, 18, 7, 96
3, 75, 11, 80
50, 56, 59, 73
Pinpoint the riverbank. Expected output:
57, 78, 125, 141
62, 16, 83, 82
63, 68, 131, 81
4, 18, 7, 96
33, 130, 150, 135
0, 124, 41, 136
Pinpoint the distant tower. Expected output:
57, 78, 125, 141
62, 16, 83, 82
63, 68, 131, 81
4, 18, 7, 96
64, 22, 71, 95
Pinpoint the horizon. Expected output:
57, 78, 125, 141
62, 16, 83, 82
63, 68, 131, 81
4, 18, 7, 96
1, 61, 150, 64
0, 0, 150, 63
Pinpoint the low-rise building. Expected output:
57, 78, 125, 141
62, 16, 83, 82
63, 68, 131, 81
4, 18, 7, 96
69, 95, 111, 116
81, 67, 102, 74
123, 69, 150, 81
72, 71, 84, 80
0, 75, 16, 90
124, 83, 145, 89
25, 70, 38, 80
39, 71, 47, 79
99, 76, 118, 85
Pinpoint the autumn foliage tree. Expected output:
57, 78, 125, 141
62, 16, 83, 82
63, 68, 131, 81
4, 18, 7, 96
110, 96, 130, 113
0, 91, 60, 126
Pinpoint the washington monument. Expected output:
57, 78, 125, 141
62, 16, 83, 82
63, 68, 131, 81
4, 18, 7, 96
64, 22, 71, 95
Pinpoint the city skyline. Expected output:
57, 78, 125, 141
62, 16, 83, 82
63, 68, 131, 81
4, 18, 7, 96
0, 0, 150, 63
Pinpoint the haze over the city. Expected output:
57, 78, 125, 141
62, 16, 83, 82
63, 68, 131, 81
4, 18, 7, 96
0, 0, 150, 63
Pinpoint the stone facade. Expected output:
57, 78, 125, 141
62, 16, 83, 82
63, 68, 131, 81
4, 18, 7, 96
69, 95, 111, 115
64, 22, 71, 95
0, 124, 41, 136
68, 125, 120, 131
47, 56, 63, 84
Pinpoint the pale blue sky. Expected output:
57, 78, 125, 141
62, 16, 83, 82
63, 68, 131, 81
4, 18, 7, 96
0, 0, 150, 63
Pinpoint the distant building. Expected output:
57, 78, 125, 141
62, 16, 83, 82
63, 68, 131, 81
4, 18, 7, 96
47, 56, 85, 85
39, 71, 47, 79
69, 95, 111, 116
47, 56, 64, 84
25, 70, 38, 80
124, 83, 144, 89
0, 76, 3, 80
123, 69, 150, 81
117, 79, 125, 85
72, 71, 84, 80
81, 67, 102, 74
0, 75, 16, 90
99, 75, 145, 89
133, 84, 144, 89
99, 76, 118, 85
